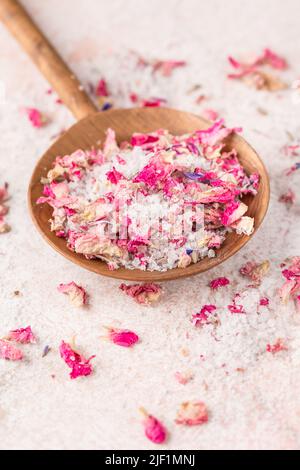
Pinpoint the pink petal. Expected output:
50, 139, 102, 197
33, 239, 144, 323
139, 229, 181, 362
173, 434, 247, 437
6, 326, 36, 344
202, 108, 219, 121
239, 260, 270, 286
0, 182, 9, 203
96, 78, 109, 97
140, 408, 167, 444
279, 189, 296, 205
57, 282, 88, 307
175, 401, 208, 426
266, 338, 287, 354
141, 97, 166, 107
174, 371, 193, 385
0, 339, 23, 361
152, 60, 186, 77
106, 167, 124, 184
259, 297, 269, 306
120, 283, 162, 305
59, 340, 95, 379
24, 107, 48, 128
262, 48, 288, 70
192, 304, 216, 327
209, 277, 230, 289
106, 327, 139, 348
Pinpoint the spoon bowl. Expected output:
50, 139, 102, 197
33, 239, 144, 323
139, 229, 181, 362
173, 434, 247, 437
28, 107, 270, 282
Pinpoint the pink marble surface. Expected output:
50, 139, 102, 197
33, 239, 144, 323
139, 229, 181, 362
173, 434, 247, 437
0, 0, 300, 450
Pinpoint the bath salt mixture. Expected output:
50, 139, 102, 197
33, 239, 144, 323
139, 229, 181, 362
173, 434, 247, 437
38, 120, 259, 271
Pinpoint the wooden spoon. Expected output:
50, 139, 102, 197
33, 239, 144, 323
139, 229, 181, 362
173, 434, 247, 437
0, 0, 270, 282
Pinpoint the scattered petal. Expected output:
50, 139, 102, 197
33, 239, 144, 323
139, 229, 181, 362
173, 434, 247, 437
95, 78, 109, 97
228, 294, 245, 314
120, 283, 162, 305
24, 107, 48, 128
192, 304, 217, 327
174, 371, 193, 385
202, 109, 219, 121
104, 327, 139, 348
175, 401, 208, 426
279, 189, 296, 205
209, 277, 230, 289
140, 407, 167, 444
0, 339, 23, 361
259, 297, 269, 306
227, 49, 288, 91
278, 257, 300, 308
6, 326, 36, 344
57, 282, 88, 307
59, 340, 95, 379
153, 60, 186, 77
266, 338, 288, 354
286, 162, 300, 176
239, 260, 270, 286
141, 97, 166, 107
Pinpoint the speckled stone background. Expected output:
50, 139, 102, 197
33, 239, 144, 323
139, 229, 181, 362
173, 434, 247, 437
0, 0, 300, 450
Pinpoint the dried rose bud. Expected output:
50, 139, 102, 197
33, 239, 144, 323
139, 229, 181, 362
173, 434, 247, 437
175, 401, 208, 426
140, 407, 167, 444
0, 339, 23, 361
6, 326, 36, 344
57, 282, 88, 307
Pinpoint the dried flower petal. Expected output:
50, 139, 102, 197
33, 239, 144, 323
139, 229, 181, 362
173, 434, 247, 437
209, 277, 230, 289
24, 107, 48, 128
266, 338, 287, 354
120, 283, 162, 305
152, 60, 186, 77
228, 294, 245, 314
141, 97, 166, 107
0, 339, 23, 361
95, 78, 109, 97
286, 162, 300, 176
279, 189, 296, 205
202, 109, 219, 121
174, 371, 193, 385
283, 144, 300, 157
259, 297, 269, 306
0, 182, 9, 203
278, 257, 300, 308
104, 327, 139, 348
57, 282, 88, 307
239, 260, 270, 286
227, 49, 288, 91
59, 340, 95, 379
0, 219, 11, 233
6, 326, 36, 344
0, 183, 10, 234
175, 401, 208, 426
140, 407, 167, 444
192, 304, 217, 326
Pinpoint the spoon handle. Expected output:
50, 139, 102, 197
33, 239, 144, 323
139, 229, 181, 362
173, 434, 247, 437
0, 0, 98, 120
